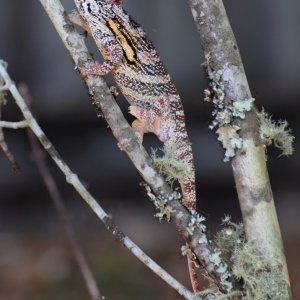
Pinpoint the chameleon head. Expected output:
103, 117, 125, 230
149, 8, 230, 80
74, 0, 122, 22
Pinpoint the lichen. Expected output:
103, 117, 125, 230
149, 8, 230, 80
142, 184, 175, 222
154, 197, 174, 221
0, 74, 7, 107
258, 109, 294, 156
187, 209, 206, 235
233, 242, 289, 300
216, 125, 243, 161
204, 55, 256, 161
232, 98, 255, 119
151, 144, 192, 183
0, 91, 7, 107
213, 217, 289, 299
205, 53, 254, 131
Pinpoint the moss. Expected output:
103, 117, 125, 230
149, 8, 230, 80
258, 109, 294, 156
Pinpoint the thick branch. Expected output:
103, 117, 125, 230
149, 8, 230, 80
187, 0, 292, 298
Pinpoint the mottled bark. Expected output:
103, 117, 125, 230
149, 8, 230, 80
187, 0, 292, 298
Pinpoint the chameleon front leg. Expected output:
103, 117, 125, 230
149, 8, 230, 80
81, 33, 123, 76
69, 11, 123, 76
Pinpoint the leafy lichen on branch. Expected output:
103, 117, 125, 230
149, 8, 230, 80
258, 109, 294, 156
204, 54, 255, 162
212, 216, 289, 300
216, 125, 242, 162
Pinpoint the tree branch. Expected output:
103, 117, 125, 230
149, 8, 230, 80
186, 0, 292, 298
17, 81, 103, 300
0, 60, 197, 299
38, 0, 233, 293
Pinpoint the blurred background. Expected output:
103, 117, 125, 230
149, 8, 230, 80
0, 0, 299, 299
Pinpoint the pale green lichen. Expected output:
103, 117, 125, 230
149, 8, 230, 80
0, 74, 7, 107
209, 251, 222, 266
216, 125, 243, 161
258, 109, 294, 156
142, 184, 176, 222
204, 55, 257, 162
213, 217, 289, 300
208, 249, 232, 292
151, 144, 192, 183
204, 56, 256, 161
187, 209, 206, 235
153, 195, 174, 221
205, 52, 254, 130
233, 242, 289, 300
232, 98, 255, 119
0, 91, 7, 106
199, 234, 208, 245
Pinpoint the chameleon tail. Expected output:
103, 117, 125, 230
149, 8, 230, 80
188, 253, 200, 293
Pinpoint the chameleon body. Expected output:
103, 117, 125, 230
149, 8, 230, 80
73, 0, 196, 209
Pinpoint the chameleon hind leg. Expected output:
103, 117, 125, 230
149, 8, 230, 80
131, 119, 151, 143
129, 94, 169, 142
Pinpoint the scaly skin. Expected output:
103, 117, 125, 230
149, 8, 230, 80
73, 0, 199, 292
73, 0, 196, 210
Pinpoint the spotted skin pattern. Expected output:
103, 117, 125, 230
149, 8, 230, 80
74, 0, 196, 210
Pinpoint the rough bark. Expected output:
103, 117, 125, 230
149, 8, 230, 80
187, 0, 292, 298
38, 0, 231, 293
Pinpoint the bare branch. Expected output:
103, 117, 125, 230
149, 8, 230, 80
0, 99, 20, 171
0, 60, 196, 300
17, 82, 103, 300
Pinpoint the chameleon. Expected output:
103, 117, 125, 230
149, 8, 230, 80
71, 0, 199, 291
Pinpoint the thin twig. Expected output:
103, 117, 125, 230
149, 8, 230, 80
29, 131, 104, 300
0, 104, 20, 171
0, 60, 197, 300
18, 82, 103, 300
38, 0, 230, 292
0, 120, 28, 129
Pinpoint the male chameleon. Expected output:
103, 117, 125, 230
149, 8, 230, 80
71, 0, 199, 292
